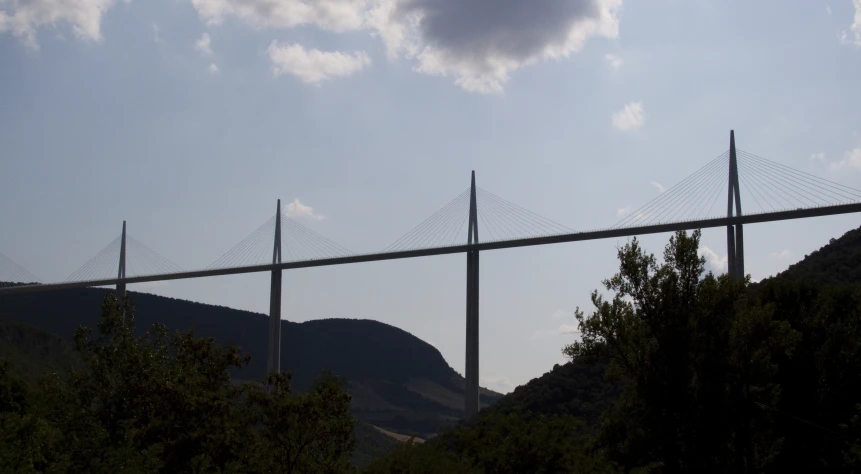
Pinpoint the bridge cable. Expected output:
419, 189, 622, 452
612, 151, 729, 229
612, 152, 724, 229
618, 151, 728, 228
477, 187, 575, 237
0, 251, 41, 284
383, 189, 470, 252
738, 150, 861, 204
652, 153, 730, 225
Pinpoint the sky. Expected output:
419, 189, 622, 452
1, 0, 861, 393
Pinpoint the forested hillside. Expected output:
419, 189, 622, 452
365, 227, 861, 473
761, 224, 861, 285
0, 287, 500, 438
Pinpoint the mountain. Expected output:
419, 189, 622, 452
463, 225, 861, 425
758, 224, 861, 286
0, 319, 78, 384
487, 358, 619, 428
387, 225, 861, 472
0, 317, 401, 466
0, 286, 502, 438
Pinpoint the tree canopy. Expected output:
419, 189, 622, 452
0, 295, 356, 474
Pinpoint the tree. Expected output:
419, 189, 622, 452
242, 371, 356, 474
564, 230, 799, 473
0, 359, 60, 473
0, 295, 357, 473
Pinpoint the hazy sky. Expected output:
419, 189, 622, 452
2, 0, 861, 393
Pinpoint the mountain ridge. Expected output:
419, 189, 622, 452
0, 286, 501, 438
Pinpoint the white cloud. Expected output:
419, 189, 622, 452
827, 5, 833, 15
612, 101, 645, 132
604, 53, 623, 69
810, 152, 826, 162
208, 62, 219, 73
152, 23, 160, 43
530, 311, 580, 341
852, 0, 861, 45
195, 32, 213, 56
190, 0, 367, 31
555, 323, 580, 335
650, 181, 666, 193
190, 0, 622, 93
828, 147, 861, 170
842, 0, 861, 45
769, 249, 792, 259
616, 206, 631, 217
0, 0, 121, 50
267, 41, 370, 84
481, 376, 514, 394
284, 198, 326, 220
698, 245, 727, 275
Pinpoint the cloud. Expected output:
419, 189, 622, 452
604, 53, 623, 69
698, 245, 727, 275
388, 0, 622, 93
190, 0, 622, 93
195, 32, 213, 56
190, 0, 368, 31
284, 198, 326, 220
616, 206, 631, 217
530, 311, 580, 340
769, 249, 792, 259
0, 0, 120, 49
267, 41, 371, 84
152, 23, 160, 43
827, 5, 833, 15
612, 101, 645, 132
810, 152, 826, 162
208, 62, 219, 73
650, 181, 665, 193
828, 147, 861, 170
555, 323, 580, 335
481, 376, 514, 394
850, 0, 861, 45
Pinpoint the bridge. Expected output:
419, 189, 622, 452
2, 131, 861, 417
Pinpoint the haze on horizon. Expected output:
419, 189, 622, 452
2, 0, 861, 393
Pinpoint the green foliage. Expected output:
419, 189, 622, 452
0, 287, 498, 438
435, 410, 616, 474
753, 280, 861, 469
242, 371, 356, 473
0, 320, 78, 384
0, 295, 357, 473
760, 225, 861, 286
0, 290, 467, 392
488, 358, 619, 427
363, 410, 616, 474
351, 423, 401, 467
563, 229, 861, 472
564, 231, 803, 471
362, 442, 478, 474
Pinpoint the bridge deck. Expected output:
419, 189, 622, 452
2, 203, 859, 295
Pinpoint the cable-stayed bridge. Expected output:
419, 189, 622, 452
2, 131, 861, 417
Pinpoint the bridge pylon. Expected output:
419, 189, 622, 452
465, 171, 480, 418
727, 131, 745, 280
268, 200, 283, 374
117, 221, 127, 296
